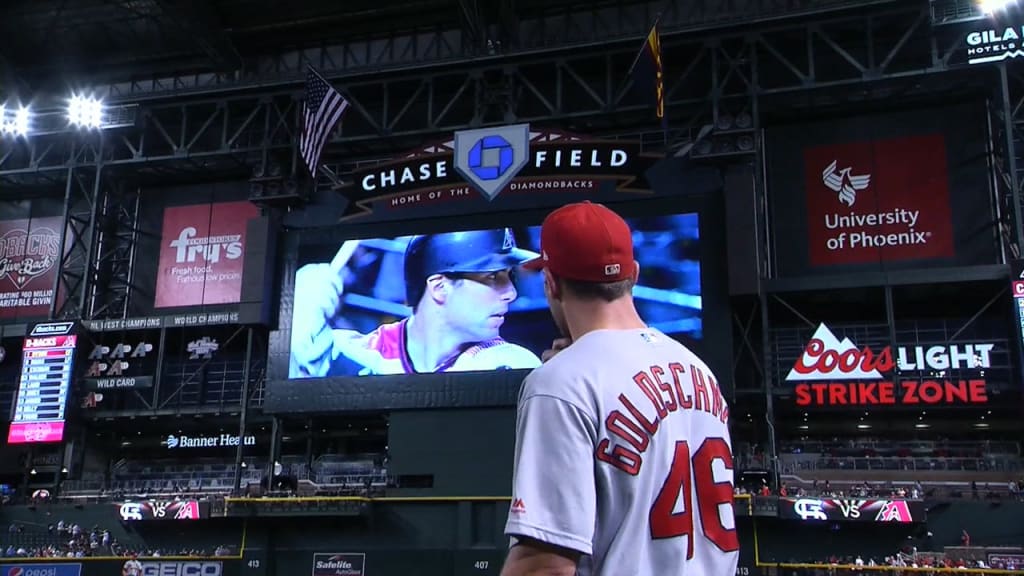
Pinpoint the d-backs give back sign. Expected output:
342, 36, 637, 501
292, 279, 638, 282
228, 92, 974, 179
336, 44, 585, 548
154, 201, 258, 308
784, 324, 994, 407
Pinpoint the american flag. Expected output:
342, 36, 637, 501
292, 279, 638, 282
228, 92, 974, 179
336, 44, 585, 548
300, 66, 349, 176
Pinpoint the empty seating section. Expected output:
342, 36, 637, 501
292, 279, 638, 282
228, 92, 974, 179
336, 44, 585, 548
58, 453, 387, 498
311, 454, 388, 489
780, 439, 1023, 475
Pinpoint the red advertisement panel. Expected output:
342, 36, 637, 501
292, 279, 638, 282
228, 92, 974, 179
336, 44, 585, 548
802, 133, 955, 267
7, 421, 66, 444
154, 201, 258, 308
0, 216, 64, 319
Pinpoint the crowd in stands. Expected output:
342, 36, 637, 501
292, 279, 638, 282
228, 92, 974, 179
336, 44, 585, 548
770, 542, 1024, 573
0, 519, 237, 559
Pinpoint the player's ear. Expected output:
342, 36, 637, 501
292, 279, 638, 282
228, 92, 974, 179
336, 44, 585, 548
631, 261, 640, 283
425, 274, 448, 305
543, 268, 561, 301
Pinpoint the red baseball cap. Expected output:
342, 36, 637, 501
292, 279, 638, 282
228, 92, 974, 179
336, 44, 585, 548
523, 201, 634, 282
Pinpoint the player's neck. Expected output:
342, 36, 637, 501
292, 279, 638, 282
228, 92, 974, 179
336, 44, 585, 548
564, 298, 647, 341
404, 313, 463, 372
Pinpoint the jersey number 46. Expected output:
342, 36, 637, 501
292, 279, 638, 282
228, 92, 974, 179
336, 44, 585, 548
649, 437, 739, 559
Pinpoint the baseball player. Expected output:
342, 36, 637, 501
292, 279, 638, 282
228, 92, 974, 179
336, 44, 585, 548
290, 228, 542, 376
122, 554, 143, 576
501, 202, 738, 576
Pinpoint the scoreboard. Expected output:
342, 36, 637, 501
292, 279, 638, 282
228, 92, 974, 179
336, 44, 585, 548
7, 322, 78, 444
1013, 260, 1024, 355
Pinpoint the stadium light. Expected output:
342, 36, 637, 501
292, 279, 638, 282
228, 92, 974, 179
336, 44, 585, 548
68, 94, 104, 129
0, 104, 30, 137
978, 0, 1018, 14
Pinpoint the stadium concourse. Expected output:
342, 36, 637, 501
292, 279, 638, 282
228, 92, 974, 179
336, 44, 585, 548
1, 0, 1024, 575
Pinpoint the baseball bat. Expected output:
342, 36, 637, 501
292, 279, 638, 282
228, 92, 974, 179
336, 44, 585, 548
330, 239, 361, 273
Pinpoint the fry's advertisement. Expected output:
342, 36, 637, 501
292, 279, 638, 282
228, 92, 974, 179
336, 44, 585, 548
154, 201, 259, 308
785, 324, 994, 407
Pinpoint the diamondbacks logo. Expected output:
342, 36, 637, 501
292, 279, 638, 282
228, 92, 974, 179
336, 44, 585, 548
785, 323, 994, 406
454, 124, 531, 201
875, 501, 914, 522
822, 160, 870, 207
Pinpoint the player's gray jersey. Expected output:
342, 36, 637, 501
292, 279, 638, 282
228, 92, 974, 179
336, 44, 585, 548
505, 327, 739, 576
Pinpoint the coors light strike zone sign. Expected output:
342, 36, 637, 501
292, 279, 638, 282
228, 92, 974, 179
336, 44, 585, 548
785, 324, 994, 407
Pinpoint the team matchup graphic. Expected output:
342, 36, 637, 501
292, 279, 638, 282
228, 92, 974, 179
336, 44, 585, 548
802, 133, 954, 267
335, 123, 658, 219
781, 498, 923, 523
785, 324, 994, 407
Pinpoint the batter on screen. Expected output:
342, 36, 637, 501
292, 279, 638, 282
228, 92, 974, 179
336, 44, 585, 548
290, 228, 541, 376
500, 201, 739, 576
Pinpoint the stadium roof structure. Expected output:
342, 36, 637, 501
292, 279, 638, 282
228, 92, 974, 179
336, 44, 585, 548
0, 0, 907, 102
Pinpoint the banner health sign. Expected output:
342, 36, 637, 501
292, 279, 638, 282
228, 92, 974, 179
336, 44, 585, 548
783, 323, 998, 408
766, 103, 996, 279
334, 123, 661, 221
154, 201, 259, 308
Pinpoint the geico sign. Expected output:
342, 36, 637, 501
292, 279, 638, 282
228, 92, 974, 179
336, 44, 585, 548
785, 323, 994, 406
140, 562, 222, 576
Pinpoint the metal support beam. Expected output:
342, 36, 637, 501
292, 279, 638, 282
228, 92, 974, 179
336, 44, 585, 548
87, 181, 142, 319
90, 0, 902, 101
0, 4, 967, 188
233, 327, 255, 491
51, 141, 104, 319
152, 0, 242, 72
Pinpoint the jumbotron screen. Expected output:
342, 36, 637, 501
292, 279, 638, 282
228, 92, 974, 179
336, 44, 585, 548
287, 213, 702, 379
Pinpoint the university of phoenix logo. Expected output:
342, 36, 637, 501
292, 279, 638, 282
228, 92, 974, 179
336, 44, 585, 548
822, 160, 871, 207
453, 123, 530, 200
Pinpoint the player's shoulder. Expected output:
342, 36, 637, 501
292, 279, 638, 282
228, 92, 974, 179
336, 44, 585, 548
519, 336, 602, 403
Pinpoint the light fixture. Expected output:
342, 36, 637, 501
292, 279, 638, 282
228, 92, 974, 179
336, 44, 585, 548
856, 424, 871, 429
978, 0, 1018, 15
798, 425, 809, 430
68, 94, 104, 129
915, 423, 930, 429
1, 104, 30, 137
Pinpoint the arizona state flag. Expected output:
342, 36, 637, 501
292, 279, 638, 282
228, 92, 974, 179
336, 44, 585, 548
632, 23, 665, 127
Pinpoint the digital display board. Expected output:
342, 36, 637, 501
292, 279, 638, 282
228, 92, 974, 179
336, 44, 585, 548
1011, 260, 1024, 351
286, 214, 702, 379
779, 497, 926, 523
117, 500, 209, 521
7, 322, 77, 444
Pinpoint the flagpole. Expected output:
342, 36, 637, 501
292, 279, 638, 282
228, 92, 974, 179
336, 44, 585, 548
625, 11, 665, 79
